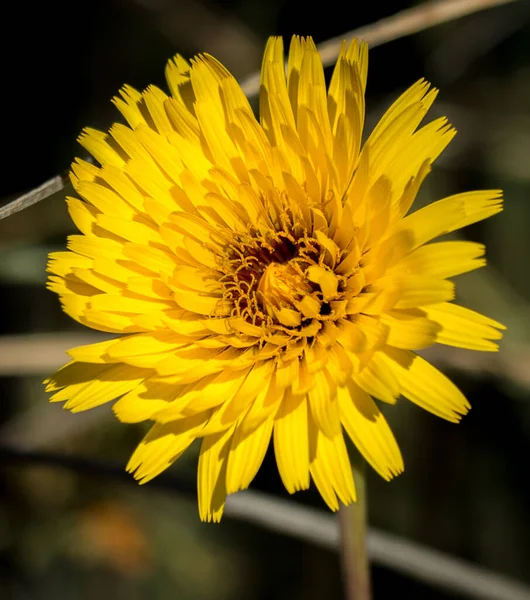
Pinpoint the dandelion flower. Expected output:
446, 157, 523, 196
45, 36, 504, 521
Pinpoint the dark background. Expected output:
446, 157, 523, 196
1, 1, 530, 598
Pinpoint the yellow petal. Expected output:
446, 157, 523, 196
338, 381, 403, 480
389, 119, 454, 211
96, 214, 161, 245
112, 84, 143, 128
124, 157, 175, 208
336, 319, 368, 353
113, 375, 184, 423
66, 338, 118, 363
68, 235, 124, 261
44, 360, 107, 391
48, 274, 98, 298
173, 288, 230, 317
48, 362, 147, 412
155, 369, 248, 421
395, 190, 503, 251
47, 251, 92, 278
381, 347, 470, 422
191, 57, 244, 179
423, 302, 504, 351
326, 344, 354, 386
151, 345, 229, 379
273, 390, 310, 493
143, 85, 173, 134
394, 241, 486, 279
297, 38, 333, 152
370, 80, 431, 144
366, 90, 438, 183
212, 361, 274, 425
66, 197, 98, 235
308, 411, 356, 510
78, 127, 126, 168
381, 309, 440, 350
165, 53, 192, 102
226, 417, 274, 494
127, 415, 206, 483
71, 266, 123, 294
381, 276, 455, 309
123, 243, 175, 274
90, 292, 174, 314
126, 277, 172, 301
70, 158, 99, 184
307, 368, 340, 438
92, 257, 153, 283
98, 164, 146, 212
77, 180, 135, 219
353, 351, 400, 404
82, 309, 142, 334
110, 122, 153, 163
261, 37, 297, 145
327, 40, 366, 187
198, 427, 234, 522
238, 371, 283, 435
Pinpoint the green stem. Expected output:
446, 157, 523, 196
338, 452, 371, 600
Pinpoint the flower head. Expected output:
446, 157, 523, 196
45, 36, 504, 521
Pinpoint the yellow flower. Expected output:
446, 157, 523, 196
45, 36, 504, 521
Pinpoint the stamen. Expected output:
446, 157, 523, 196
213, 201, 359, 350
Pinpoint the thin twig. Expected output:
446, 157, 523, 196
0, 0, 518, 221
0, 176, 65, 221
1, 332, 529, 387
427, 0, 529, 83
1, 446, 529, 600
339, 454, 371, 600
1, 330, 528, 455
239, 0, 518, 95
0, 332, 109, 376
226, 492, 530, 600
319, 0, 519, 61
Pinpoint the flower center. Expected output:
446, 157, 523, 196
257, 262, 313, 326
218, 226, 349, 337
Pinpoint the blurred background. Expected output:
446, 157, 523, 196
1, 0, 530, 598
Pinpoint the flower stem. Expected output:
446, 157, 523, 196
338, 452, 371, 600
